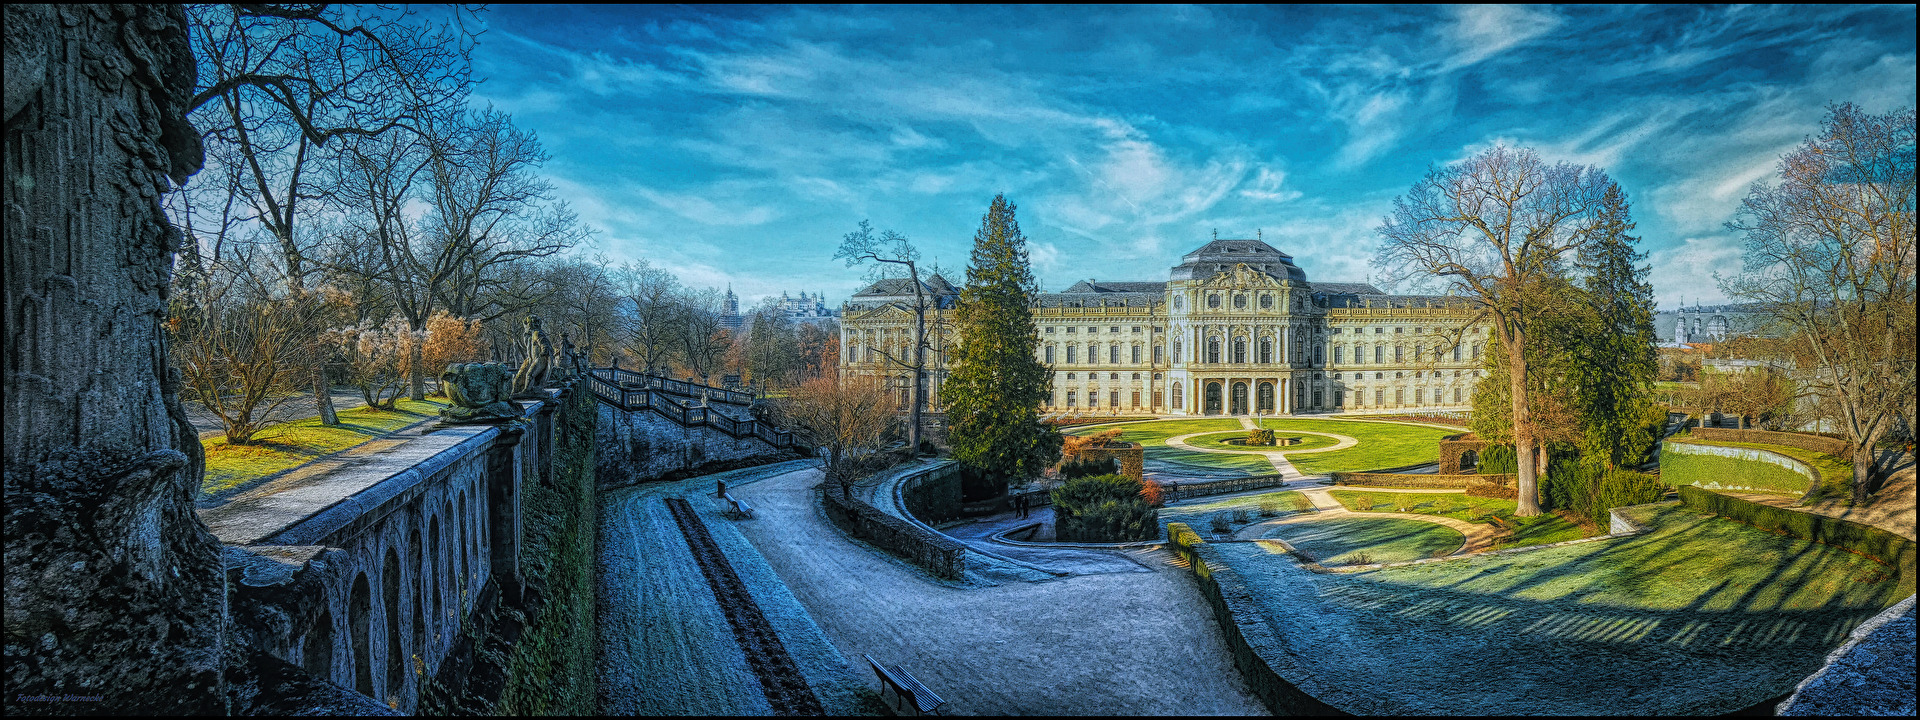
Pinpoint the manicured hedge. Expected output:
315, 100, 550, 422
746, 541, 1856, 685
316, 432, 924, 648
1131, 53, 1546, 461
1661, 444, 1812, 495
1465, 481, 1518, 500
1052, 474, 1158, 542
1678, 486, 1915, 595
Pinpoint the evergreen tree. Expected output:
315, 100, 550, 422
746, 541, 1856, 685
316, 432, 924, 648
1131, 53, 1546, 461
1569, 183, 1662, 468
944, 195, 1061, 497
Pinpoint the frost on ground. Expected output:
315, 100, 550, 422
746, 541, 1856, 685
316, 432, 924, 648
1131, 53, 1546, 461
596, 461, 874, 716
1209, 503, 1908, 715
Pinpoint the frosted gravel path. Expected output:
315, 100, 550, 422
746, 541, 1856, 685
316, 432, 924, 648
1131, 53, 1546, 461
731, 465, 1269, 716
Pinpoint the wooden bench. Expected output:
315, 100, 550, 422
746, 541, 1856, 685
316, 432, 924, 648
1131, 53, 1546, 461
864, 654, 944, 716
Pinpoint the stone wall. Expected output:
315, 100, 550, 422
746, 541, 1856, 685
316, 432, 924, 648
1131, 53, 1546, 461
1437, 433, 1488, 474
1662, 440, 1817, 495
899, 461, 964, 524
1079, 442, 1145, 482
822, 486, 968, 580
593, 402, 794, 489
1332, 472, 1515, 489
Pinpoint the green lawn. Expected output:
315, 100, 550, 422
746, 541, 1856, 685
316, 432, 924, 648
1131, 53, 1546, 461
1329, 490, 1595, 548
1211, 501, 1908, 715
1258, 516, 1466, 565
1070, 419, 1276, 475
1182, 431, 1342, 453
200, 398, 448, 498
1161, 489, 1314, 524
1259, 418, 1454, 473
1667, 437, 1853, 501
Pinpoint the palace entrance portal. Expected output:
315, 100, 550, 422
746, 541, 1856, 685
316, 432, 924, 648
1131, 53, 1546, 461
1230, 382, 1249, 415
1204, 382, 1222, 415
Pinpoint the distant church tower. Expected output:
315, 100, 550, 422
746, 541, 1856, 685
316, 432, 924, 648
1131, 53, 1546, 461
720, 285, 744, 330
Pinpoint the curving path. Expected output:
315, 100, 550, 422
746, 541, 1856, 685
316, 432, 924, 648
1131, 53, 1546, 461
1232, 484, 1499, 555
728, 466, 1268, 716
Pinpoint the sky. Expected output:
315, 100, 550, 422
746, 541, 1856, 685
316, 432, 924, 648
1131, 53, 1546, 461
465, 4, 1916, 310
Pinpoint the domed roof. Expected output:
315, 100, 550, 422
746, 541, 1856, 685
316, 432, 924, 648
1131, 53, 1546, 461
1169, 238, 1308, 283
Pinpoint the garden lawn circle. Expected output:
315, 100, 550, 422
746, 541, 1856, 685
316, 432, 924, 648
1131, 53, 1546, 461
1254, 515, 1466, 565
1180, 430, 1346, 454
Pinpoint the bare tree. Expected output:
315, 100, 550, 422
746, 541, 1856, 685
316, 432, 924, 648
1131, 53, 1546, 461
777, 373, 897, 492
1377, 146, 1614, 515
836, 220, 934, 453
1725, 103, 1917, 502
675, 287, 733, 382
185, 3, 478, 422
617, 260, 686, 373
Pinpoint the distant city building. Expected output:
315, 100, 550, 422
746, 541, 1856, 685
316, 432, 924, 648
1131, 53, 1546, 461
778, 290, 839, 326
1655, 303, 1773, 346
840, 236, 1491, 415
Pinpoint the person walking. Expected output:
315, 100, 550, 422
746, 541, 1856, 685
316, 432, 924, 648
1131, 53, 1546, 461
1015, 493, 1029, 519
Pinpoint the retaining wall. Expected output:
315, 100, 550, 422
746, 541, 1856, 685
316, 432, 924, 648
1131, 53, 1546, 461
898, 461, 964, 524
1678, 486, 1915, 596
1662, 440, 1817, 495
822, 461, 969, 580
1438, 432, 1489, 474
594, 402, 789, 489
1158, 475, 1287, 503
1331, 472, 1515, 488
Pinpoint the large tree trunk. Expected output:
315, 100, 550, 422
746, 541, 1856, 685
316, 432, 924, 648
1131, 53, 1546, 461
3, 4, 223, 714
1507, 331, 1542, 516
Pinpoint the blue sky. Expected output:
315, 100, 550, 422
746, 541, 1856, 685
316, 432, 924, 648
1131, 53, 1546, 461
467, 4, 1916, 310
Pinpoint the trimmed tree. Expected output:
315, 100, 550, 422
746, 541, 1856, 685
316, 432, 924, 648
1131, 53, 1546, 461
945, 194, 1061, 499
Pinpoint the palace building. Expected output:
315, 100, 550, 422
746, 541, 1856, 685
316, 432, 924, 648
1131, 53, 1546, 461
839, 236, 1491, 416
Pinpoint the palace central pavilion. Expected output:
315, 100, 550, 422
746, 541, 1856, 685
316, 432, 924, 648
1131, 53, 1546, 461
840, 237, 1491, 416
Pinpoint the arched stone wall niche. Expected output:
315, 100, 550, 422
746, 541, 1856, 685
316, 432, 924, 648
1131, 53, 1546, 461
1438, 432, 1489, 475
204, 393, 563, 714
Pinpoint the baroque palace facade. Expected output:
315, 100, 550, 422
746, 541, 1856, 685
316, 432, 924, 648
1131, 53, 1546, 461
839, 237, 1490, 416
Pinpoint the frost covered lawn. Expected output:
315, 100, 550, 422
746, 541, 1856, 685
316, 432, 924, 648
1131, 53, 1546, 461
1256, 516, 1465, 564
1208, 502, 1908, 715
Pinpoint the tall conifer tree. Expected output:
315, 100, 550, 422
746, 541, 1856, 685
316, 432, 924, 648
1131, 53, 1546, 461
945, 195, 1061, 496
1570, 182, 1660, 468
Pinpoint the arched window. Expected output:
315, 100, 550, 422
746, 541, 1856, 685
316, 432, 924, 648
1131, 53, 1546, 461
1171, 384, 1184, 409
1259, 339, 1273, 363
1110, 345, 1120, 364
1207, 338, 1221, 364
1067, 345, 1078, 363
1233, 339, 1247, 364
1374, 345, 1384, 363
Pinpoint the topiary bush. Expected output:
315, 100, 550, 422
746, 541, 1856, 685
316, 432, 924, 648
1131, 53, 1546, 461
1052, 474, 1159, 542
1465, 481, 1517, 500
1246, 428, 1276, 446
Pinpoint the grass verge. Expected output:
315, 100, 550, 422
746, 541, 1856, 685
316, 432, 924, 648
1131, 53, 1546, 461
1328, 490, 1594, 548
199, 398, 448, 498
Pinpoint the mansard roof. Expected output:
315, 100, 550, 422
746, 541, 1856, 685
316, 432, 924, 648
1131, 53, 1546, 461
1170, 238, 1308, 283
850, 272, 959, 298
1311, 282, 1386, 296
1060, 280, 1168, 294
1324, 293, 1478, 310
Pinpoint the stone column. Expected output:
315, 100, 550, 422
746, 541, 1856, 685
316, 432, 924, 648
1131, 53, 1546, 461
486, 424, 527, 604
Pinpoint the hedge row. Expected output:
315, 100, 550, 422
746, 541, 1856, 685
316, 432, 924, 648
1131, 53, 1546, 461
1332, 472, 1515, 489
1661, 443, 1812, 495
1678, 486, 1915, 595
1465, 481, 1518, 500
1689, 427, 1850, 458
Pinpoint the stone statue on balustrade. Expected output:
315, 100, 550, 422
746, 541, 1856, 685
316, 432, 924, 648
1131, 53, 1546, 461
438, 362, 522, 425
552, 333, 578, 383
512, 315, 554, 398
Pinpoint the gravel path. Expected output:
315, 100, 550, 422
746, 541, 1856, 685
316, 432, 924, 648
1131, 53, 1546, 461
729, 466, 1268, 716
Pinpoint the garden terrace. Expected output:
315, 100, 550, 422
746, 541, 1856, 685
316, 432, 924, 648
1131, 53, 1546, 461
1179, 502, 1910, 715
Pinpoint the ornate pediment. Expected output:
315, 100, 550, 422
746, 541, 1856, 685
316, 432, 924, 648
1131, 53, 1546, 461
1204, 263, 1284, 288
845, 302, 920, 322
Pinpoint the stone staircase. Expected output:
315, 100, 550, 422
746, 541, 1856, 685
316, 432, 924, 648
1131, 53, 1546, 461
586, 367, 803, 449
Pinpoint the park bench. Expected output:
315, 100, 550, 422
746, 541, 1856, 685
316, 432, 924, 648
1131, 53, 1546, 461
864, 654, 945, 716
718, 490, 755, 520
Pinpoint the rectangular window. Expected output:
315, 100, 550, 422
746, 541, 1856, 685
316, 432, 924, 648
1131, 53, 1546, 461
1131, 345, 1141, 364
1067, 346, 1077, 363
1454, 388, 1462, 403
1452, 345, 1462, 362
1395, 346, 1404, 362
1415, 389, 1424, 404
1395, 388, 1405, 405
1313, 390, 1323, 407
1110, 326, 1121, 333
1335, 390, 1345, 406
1067, 391, 1077, 407
1154, 346, 1164, 364
1376, 389, 1385, 405
1132, 326, 1142, 333
1131, 391, 1141, 408
1334, 347, 1344, 364
1374, 346, 1384, 363
1111, 390, 1120, 407
1153, 391, 1163, 408
1045, 327, 1054, 333
1111, 345, 1121, 364
1090, 346, 1099, 365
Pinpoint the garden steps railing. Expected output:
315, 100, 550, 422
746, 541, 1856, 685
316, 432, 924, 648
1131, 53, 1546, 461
586, 367, 801, 450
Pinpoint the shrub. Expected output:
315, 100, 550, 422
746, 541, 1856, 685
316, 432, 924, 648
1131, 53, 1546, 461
1258, 500, 1279, 517
1140, 479, 1165, 507
1052, 474, 1158, 542
1208, 513, 1232, 535
1350, 493, 1376, 511
1345, 552, 1374, 566
1431, 496, 1457, 514
1246, 428, 1276, 446
1393, 494, 1418, 512
1479, 445, 1518, 474
1059, 455, 1120, 479
1544, 461, 1669, 526
1231, 507, 1251, 524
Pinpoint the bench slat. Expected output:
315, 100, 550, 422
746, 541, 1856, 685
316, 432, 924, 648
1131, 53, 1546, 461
864, 655, 944, 714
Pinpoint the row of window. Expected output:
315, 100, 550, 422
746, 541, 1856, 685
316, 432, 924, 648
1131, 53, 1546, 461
1332, 344, 1481, 364
1042, 325, 1159, 334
